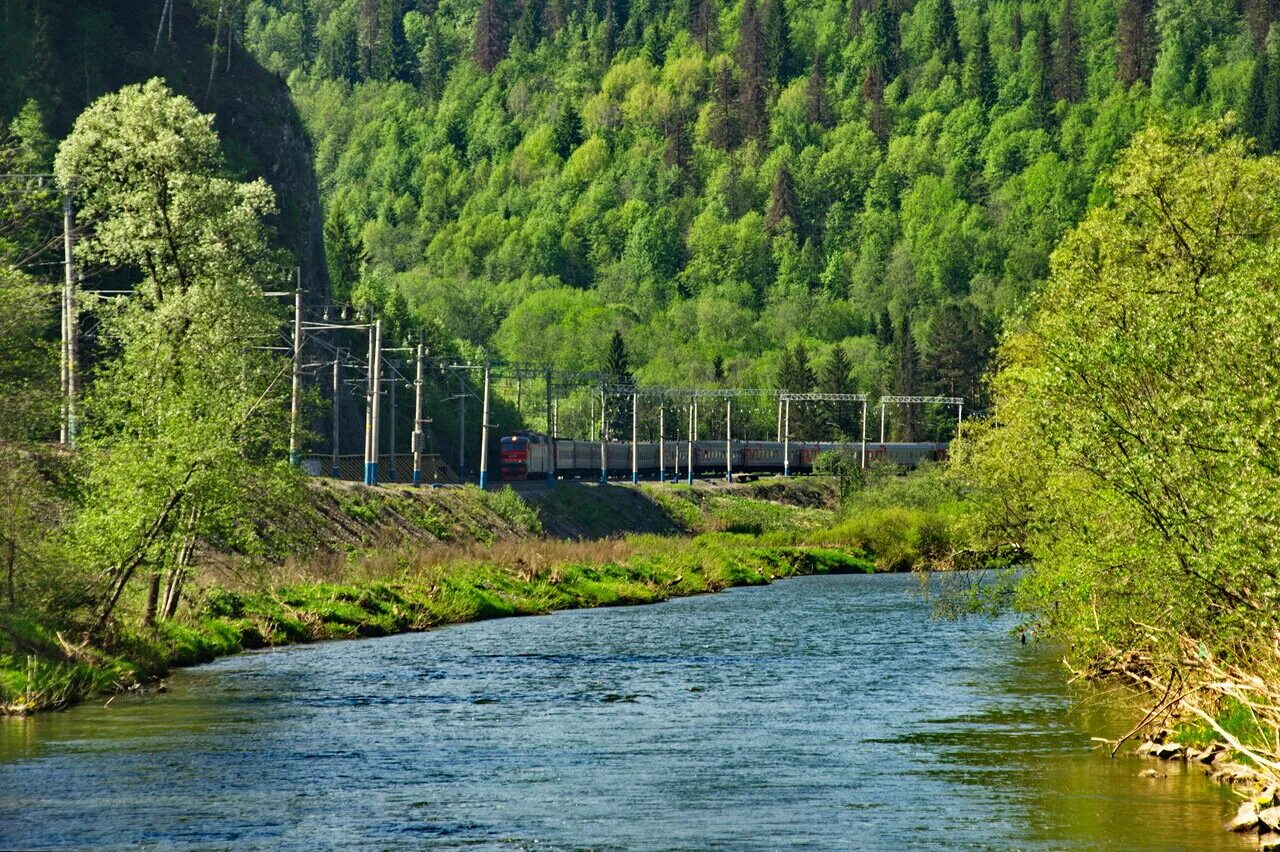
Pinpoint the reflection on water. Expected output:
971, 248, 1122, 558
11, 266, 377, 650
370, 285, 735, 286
0, 573, 1245, 849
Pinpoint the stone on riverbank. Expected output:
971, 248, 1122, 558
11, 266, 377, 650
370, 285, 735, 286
1259, 806, 1280, 831
1226, 801, 1259, 832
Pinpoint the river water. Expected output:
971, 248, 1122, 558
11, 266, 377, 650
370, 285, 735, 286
0, 573, 1245, 849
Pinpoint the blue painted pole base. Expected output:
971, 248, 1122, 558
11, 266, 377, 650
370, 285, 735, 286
783, 465, 790, 477
631, 472, 638, 485
600, 470, 608, 484
363, 461, 377, 486
289, 450, 302, 467
660, 472, 665, 483
479, 472, 488, 490
547, 470, 555, 487
330, 466, 341, 479
413, 470, 422, 485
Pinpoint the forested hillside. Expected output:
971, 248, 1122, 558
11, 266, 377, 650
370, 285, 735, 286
235, 0, 1263, 431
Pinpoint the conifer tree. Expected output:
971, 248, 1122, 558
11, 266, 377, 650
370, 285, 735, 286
1052, 0, 1084, 103
820, 345, 855, 437
963, 15, 996, 109
762, 0, 797, 81
779, 341, 818, 435
709, 60, 739, 150
766, 160, 800, 232
1265, 37, 1280, 153
893, 317, 920, 440
324, 208, 366, 305
551, 100, 582, 158
866, 0, 898, 82
512, 0, 544, 52
930, 0, 960, 66
863, 65, 889, 141
1011, 6, 1023, 50
604, 330, 633, 437
1028, 14, 1054, 128
1246, 52, 1270, 148
543, 0, 567, 35
737, 0, 769, 142
1116, 0, 1155, 87
805, 55, 833, 128
662, 109, 693, 185
1247, 0, 1277, 53
692, 0, 719, 54
474, 0, 508, 71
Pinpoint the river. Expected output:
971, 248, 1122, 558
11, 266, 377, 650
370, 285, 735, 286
0, 572, 1245, 849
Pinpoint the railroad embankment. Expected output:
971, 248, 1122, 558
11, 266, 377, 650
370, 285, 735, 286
2, 477, 866, 714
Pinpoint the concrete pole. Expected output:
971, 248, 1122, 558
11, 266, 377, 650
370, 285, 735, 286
545, 366, 555, 486
880, 400, 886, 444
413, 343, 425, 485
458, 372, 466, 476
725, 398, 732, 482
783, 398, 790, 477
686, 401, 695, 486
658, 402, 665, 483
599, 387, 608, 484
776, 397, 783, 442
479, 362, 491, 490
363, 325, 374, 483
957, 400, 964, 431
388, 367, 397, 481
631, 391, 639, 485
331, 355, 341, 478
62, 192, 79, 446
860, 398, 868, 470
289, 282, 303, 466
365, 320, 383, 485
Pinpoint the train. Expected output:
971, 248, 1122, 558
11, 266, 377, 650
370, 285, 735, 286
499, 431, 948, 481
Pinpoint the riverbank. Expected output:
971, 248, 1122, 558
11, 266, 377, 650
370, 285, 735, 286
1, 477, 874, 715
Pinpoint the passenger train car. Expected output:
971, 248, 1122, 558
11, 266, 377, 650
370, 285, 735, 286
499, 431, 947, 481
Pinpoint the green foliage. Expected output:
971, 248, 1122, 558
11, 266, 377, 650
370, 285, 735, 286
485, 486, 543, 535
957, 121, 1280, 671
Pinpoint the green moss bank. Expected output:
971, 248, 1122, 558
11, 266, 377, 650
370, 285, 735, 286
1, 533, 872, 714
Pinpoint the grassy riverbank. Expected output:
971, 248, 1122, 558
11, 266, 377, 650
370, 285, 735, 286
1, 477, 885, 715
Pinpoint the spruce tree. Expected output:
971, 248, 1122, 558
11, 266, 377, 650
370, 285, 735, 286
1116, 0, 1155, 87
737, 0, 769, 142
1265, 37, 1280, 153
766, 160, 800, 232
709, 60, 739, 150
893, 318, 920, 441
693, 0, 719, 54
805, 55, 833, 128
1028, 14, 1053, 129
552, 100, 582, 158
324, 209, 366, 305
866, 0, 898, 82
820, 345, 855, 437
1052, 0, 1084, 103
1246, 52, 1270, 149
474, 0, 509, 71
662, 109, 693, 178
930, 0, 960, 66
762, 0, 797, 81
604, 330, 633, 437
963, 15, 996, 109
512, 0, 544, 52
1247, 0, 1277, 53
846, 0, 871, 39
1011, 6, 1023, 50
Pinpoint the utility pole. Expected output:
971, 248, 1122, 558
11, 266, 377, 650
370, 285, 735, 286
388, 366, 397, 481
365, 319, 383, 485
957, 400, 964, 431
479, 362, 491, 490
413, 343, 425, 485
599, 386, 608, 484
687, 400, 697, 486
545, 366, 555, 487
457, 372, 466, 477
363, 324, 375, 484
289, 281, 303, 466
880, 399, 886, 444
725, 398, 732, 482
658, 402, 665, 483
860, 398, 868, 469
62, 191, 79, 446
776, 397, 782, 443
631, 391, 639, 485
783, 397, 791, 477
331, 354, 341, 478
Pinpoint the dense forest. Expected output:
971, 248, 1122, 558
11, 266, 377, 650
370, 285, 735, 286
1, 0, 1275, 445
240, 0, 1264, 427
